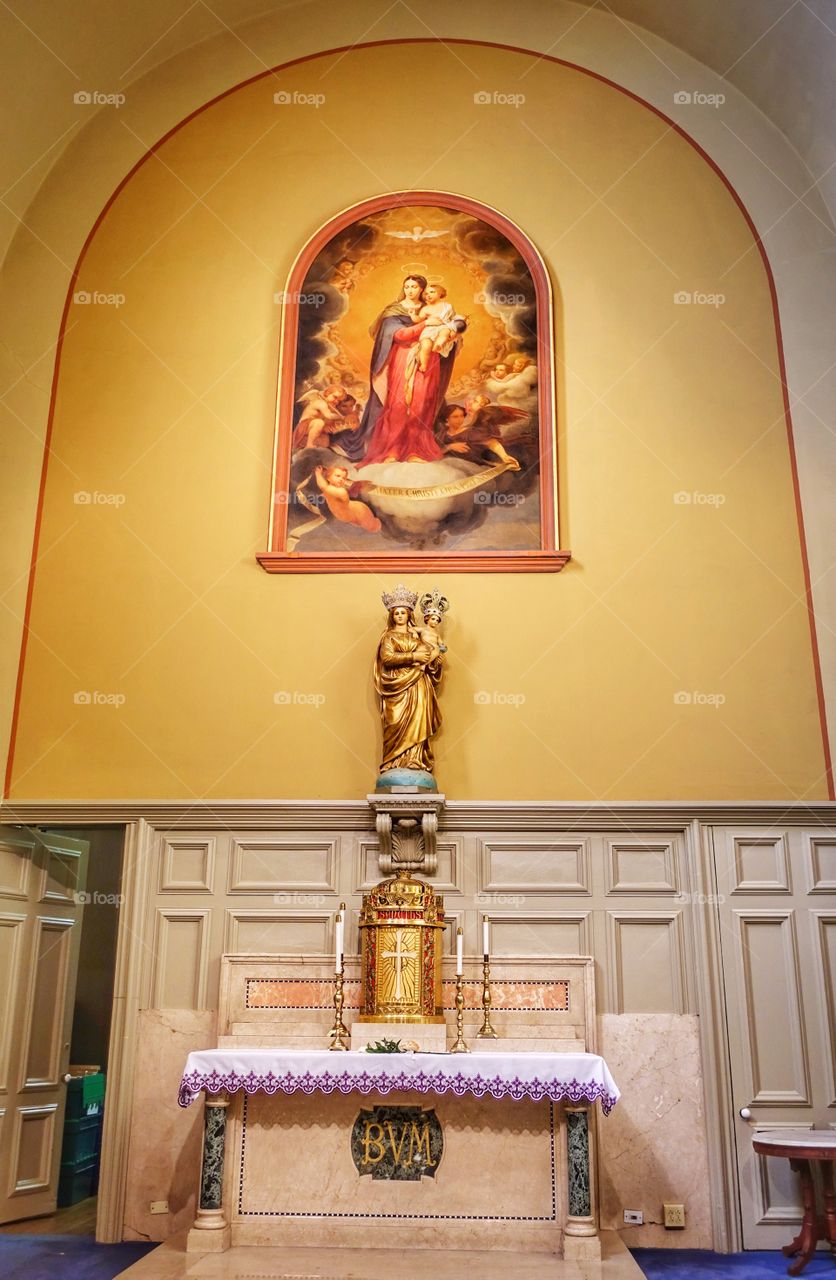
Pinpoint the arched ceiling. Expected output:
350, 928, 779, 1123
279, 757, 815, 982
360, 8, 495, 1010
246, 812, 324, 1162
0, 0, 832, 273
574, 0, 834, 212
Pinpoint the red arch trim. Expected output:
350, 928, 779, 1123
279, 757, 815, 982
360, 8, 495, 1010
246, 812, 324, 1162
4, 37, 832, 799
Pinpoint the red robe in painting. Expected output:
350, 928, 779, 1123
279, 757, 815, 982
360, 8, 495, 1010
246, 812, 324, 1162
359, 321, 446, 465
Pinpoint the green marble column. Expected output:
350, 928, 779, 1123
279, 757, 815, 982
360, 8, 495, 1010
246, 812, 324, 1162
199, 1098, 227, 1213
566, 1107, 591, 1219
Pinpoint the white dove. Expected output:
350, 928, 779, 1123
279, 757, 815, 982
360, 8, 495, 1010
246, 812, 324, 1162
384, 226, 449, 243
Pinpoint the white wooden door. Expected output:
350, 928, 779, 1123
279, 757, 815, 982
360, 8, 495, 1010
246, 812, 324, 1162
0, 828, 89, 1223
713, 826, 835, 1248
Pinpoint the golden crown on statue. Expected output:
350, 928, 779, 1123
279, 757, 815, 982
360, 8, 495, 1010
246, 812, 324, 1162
381, 583, 418, 610
419, 589, 450, 620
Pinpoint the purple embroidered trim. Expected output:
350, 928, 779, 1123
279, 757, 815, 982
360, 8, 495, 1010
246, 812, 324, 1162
177, 1068, 618, 1115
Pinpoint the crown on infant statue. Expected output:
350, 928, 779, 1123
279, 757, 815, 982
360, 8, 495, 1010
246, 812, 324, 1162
381, 584, 418, 611
419, 589, 449, 619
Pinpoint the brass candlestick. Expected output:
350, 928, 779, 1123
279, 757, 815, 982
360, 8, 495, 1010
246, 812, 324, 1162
477, 954, 499, 1039
328, 969, 350, 1051
449, 972, 469, 1053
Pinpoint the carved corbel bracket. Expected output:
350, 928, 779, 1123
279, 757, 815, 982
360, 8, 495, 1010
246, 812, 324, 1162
367, 793, 445, 877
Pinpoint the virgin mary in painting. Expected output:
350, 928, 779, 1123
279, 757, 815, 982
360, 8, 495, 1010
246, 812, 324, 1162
340, 274, 465, 465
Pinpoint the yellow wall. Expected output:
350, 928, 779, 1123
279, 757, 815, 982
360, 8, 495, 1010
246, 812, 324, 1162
6, 41, 828, 800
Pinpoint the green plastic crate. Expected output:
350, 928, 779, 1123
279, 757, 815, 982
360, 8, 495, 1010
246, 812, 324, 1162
57, 1154, 99, 1207
61, 1113, 103, 1166
65, 1072, 105, 1120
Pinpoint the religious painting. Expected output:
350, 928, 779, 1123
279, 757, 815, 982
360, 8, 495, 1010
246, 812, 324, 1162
257, 192, 567, 573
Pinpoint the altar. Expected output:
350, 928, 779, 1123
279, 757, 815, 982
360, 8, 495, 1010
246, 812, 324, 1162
178, 952, 619, 1261
174, 593, 622, 1265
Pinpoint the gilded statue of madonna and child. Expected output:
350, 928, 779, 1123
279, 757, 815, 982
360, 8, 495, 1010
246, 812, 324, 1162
374, 585, 449, 792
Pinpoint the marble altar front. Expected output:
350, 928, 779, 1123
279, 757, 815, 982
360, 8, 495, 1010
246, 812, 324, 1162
179, 953, 618, 1261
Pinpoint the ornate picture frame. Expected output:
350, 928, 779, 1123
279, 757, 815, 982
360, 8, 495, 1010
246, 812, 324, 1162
257, 191, 568, 573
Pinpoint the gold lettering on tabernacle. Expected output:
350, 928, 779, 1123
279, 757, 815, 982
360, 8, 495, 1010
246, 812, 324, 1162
361, 1122, 387, 1166
408, 1122, 436, 1168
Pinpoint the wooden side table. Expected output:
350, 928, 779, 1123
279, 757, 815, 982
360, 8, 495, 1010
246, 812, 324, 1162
752, 1129, 836, 1276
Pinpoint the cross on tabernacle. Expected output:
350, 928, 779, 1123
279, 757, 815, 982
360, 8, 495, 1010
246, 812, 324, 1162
381, 932, 417, 1000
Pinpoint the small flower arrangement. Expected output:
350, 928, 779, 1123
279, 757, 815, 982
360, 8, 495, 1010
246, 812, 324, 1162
365, 1038, 404, 1053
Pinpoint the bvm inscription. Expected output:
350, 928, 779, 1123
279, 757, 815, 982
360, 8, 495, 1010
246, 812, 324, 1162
351, 1105, 443, 1180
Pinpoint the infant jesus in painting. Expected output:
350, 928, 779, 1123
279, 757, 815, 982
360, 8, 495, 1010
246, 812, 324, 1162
415, 283, 465, 371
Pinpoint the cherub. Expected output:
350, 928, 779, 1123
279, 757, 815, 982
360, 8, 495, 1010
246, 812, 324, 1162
293, 385, 360, 451
328, 257, 357, 293
314, 465, 381, 533
491, 361, 510, 381
488, 355, 538, 408
415, 283, 466, 371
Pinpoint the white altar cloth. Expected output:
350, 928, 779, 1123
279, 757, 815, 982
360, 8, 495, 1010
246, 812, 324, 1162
178, 1048, 620, 1114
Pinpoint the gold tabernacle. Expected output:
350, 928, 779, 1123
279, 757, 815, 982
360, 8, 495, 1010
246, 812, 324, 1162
358, 870, 446, 1023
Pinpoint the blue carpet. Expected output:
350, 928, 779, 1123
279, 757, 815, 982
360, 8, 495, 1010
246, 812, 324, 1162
632, 1247, 834, 1278
0, 1233, 156, 1279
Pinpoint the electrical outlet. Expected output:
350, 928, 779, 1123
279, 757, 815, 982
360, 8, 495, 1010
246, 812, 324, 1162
149, 1200, 169, 1215
663, 1203, 686, 1229
623, 1209, 643, 1225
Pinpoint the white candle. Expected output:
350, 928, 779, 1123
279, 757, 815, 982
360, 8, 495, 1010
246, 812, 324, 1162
456, 927, 463, 975
482, 919, 490, 957
335, 911, 344, 973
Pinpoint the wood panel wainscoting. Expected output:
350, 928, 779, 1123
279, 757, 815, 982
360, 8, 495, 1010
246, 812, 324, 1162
0, 799, 833, 1253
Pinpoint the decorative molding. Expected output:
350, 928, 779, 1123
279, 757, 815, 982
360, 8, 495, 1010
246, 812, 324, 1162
734, 909, 811, 1106
38, 841, 83, 904
806, 835, 836, 894
228, 837, 337, 895
97, 821, 154, 1243
159, 836, 216, 895
2, 799, 835, 830
0, 834, 34, 899
0, 914, 25, 1092
689, 819, 741, 1252
605, 910, 687, 1015
223, 909, 332, 955
482, 909, 592, 957
479, 838, 591, 895
20, 917, 73, 1088
729, 833, 792, 894
751, 1122, 810, 1225
812, 912, 836, 1107
604, 838, 678, 896
149, 907, 211, 1010
257, 550, 572, 574
9, 1104, 58, 1195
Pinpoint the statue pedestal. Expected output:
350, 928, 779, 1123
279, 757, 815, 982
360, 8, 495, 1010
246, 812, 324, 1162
367, 791, 445, 877
350, 1023, 448, 1053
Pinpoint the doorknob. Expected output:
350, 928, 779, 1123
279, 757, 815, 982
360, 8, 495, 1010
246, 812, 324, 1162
63, 1073, 73, 1084
739, 1107, 751, 1120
